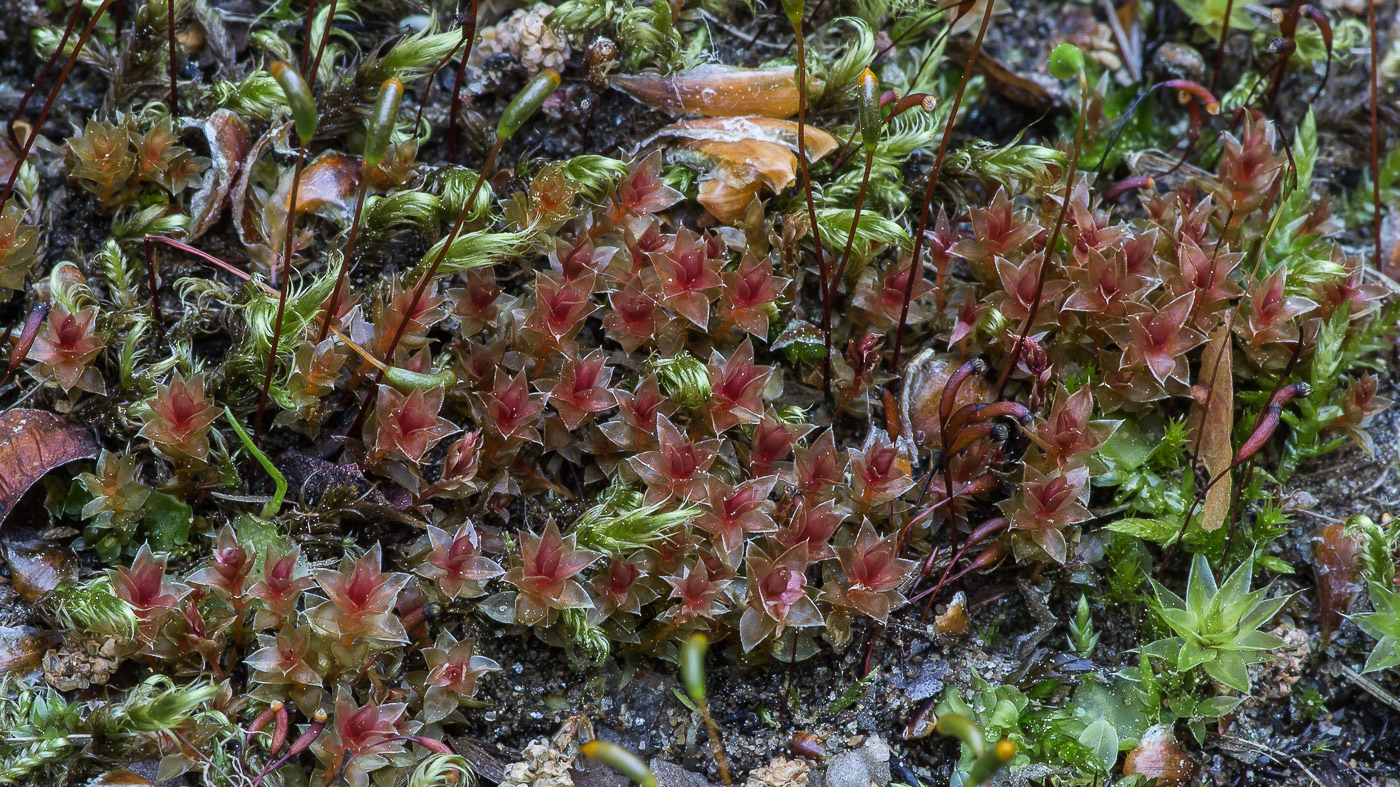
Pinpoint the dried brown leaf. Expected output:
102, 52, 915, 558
1191, 319, 1233, 531
189, 109, 251, 238
611, 66, 821, 118
0, 408, 99, 525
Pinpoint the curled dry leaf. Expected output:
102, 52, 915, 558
2, 537, 77, 603
188, 109, 251, 238
0, 408, 99, 525
648, 117, 839, 157
900, 350, 992, 449
1312, 522, 1362, 644
282, 151, 362, 222
935, 590, 971, 636
1190, 319, 1233, 531
1123, 726, 1195, 787
230, 122, 285, 270
611, 65, 822, 118
0, 625, 56, 678
654, 118, 838, 223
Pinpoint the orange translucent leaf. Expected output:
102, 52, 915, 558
1190, 319, 1233, 531
611, 65, 821, 118
283, 151, 361, 220
651, 117, 838, 160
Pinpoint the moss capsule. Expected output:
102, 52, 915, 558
681, 633, 707, 704
271, 61, 318, 144
780, 0, 804, 28
1048, 43, 1085, 80
581, 740, 658, 787
364, 77, 404, 170
497, 69, 560, 142
857, 69, 881, 149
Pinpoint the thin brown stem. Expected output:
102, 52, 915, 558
346, 139, 500, 437
993, 89, 1086, 399
792, 26, 833, 402
448, 0, 481, 164
413, 10, 474, 131
167, 0, 179, 115
305, 0, 338, 91
253, 147, 308, 444
1, 0, 118, 210
142, 237, 167, 346
300, 0, 319, 73
316, 168, 371, 342
7, 1, 84, 150
697, 702, 734, 787
889, 0, 996, 373
1210, 0, 1237, 94
144, 234, 259, 285
830, 148, 874, 289
1368, 0, 1383, 272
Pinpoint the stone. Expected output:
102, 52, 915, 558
823, 736, 890, 787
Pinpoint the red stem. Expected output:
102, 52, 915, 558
346, 140, 501, 437
142, 237, 167, 346
791, 26, 833, 403
448, 0, 481, 164
253, 147, 309, 443
7, 0, 84, 150
889, 0, 997, 373
993, 87, 1086, 399
316, 169, 371, 342
1, 0, 118, 210
305, 0, 338, 91
1368, 0, 1383, 272
167, 0, 179, 115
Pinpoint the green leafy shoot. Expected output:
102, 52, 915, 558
1145, 555, 1290, 692
571, 487, 698, 555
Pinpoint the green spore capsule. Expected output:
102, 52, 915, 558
386, 365, 457, 392
857, 68, 881, 149
781, 0, 804, 30
581, 740, 658, 787
271, 61, 318, 144
681, 633, 708, 704
1048, 43, 1085, 80
364, 77, 404, 170
498, 70, 561, 142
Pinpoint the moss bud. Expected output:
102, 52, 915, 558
498, 69, 561, 142
1048, 43, 1085, 80
270, 61, 317, 144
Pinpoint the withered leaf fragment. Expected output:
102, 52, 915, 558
0, 409, 99, 525
651, 117, 837, 223
611, 65, 822, 118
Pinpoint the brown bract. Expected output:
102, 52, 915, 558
900, 351, 992, 450
648, 117, 838, 222
0, 408, 98, 525
611, 65, 822, 118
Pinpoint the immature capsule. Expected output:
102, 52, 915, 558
584, 38, 619, 94
1048, 43, 1085, 80
780, 0, 804, 30
364, 77, 404, 170
857, 68, 881, 149
681, 632, 708, 704
581, 740, 658, 787
497, 69, 561, 142
270, 61, 318, 144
